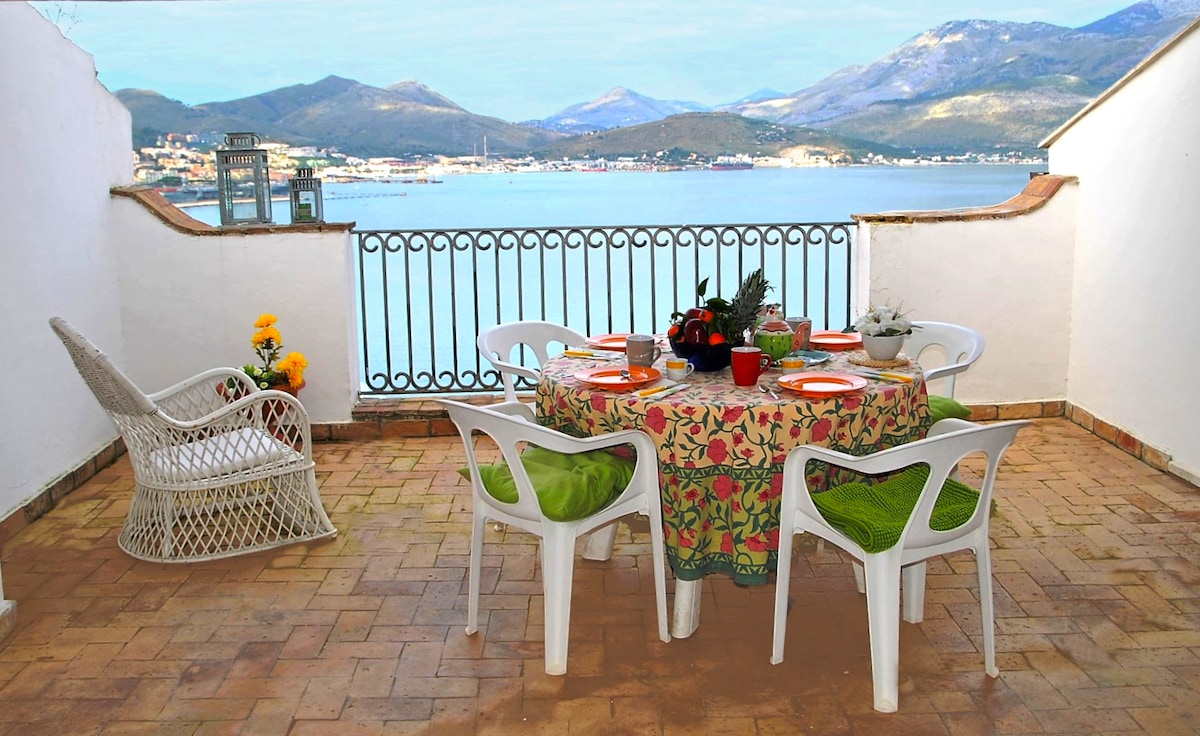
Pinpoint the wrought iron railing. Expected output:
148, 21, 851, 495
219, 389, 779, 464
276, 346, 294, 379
355, 222, 856, 395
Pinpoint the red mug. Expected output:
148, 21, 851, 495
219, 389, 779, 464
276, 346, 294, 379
731, 346, 772, 387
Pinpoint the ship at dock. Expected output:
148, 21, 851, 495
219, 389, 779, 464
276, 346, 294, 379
711, 155, 754, 171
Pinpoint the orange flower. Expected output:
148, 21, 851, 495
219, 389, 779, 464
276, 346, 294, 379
275, 352, 308, 388
251, 326, 281, 348
254, 313, 278, 329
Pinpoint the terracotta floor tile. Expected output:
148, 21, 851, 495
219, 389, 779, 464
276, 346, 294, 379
1, 419, 1198, 733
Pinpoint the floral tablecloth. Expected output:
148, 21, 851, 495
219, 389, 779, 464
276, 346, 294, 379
535, 347, 931, 585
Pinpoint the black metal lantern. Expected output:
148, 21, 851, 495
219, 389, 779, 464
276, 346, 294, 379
215, 132, 272, 226
288, 167, 324, 224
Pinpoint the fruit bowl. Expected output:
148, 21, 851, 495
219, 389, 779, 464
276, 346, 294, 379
668, 339, 733, 372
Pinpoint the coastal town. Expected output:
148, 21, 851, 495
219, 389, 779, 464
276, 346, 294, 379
136, 132, 1047, 203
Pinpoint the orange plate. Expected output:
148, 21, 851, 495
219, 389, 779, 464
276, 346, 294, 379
809, 330, 862, 350
574, 365, 661, 390
777, 371, 869, 397
585, 334, 630, 352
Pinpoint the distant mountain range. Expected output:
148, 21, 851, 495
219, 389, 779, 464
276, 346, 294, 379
120, 76, 563, 157
117, 0, 1200, 158
533, 112, 912, 163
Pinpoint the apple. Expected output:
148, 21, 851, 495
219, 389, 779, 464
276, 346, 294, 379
683, 318, 709, 344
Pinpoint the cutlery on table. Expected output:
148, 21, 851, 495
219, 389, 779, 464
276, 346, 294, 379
849, 369, 914, 383
758, 383, 780, 400
637, 382, 690, 399
562, 348, 622, 360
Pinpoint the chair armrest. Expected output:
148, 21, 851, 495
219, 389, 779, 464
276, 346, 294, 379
928, 418, 975, 438
156, 390, 312, 456
481, 357, 540, 383
149, 367, 255, 401
150, 368, 259, 422
486, 401, 537, 423
923, 363, 970, 383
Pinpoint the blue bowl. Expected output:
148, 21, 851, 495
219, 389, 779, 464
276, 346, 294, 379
669, 339, 733, 372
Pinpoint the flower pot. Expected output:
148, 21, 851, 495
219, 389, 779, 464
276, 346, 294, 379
862, 334, 905, 361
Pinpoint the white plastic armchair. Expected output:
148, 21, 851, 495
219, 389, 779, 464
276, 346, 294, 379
477, 321, 586, 403
49, 317, 337, 563
441, 399, 670, 675
771, 418, 1028, 712
905, 321, 985, 398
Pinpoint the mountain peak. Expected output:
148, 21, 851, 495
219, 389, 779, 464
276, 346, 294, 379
383, 80, 463, 110
1078, 0, 1200, 34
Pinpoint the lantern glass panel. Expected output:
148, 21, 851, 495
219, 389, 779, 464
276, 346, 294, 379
215, 133, 272, 226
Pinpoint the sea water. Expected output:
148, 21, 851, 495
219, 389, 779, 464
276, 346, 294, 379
183, 163, 1045, 391
183, 163, 1044, 229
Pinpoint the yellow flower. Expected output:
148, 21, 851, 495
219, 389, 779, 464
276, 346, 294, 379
242, 313, 308, 390
276, 352, 308, 388
252, 326, 282, 348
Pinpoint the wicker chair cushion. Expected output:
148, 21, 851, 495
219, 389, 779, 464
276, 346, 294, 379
811, 465, 981, 553
460, 446, 634, 522
150, 427, 301, 480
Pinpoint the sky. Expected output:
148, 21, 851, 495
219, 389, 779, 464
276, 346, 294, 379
31, 0, 1140, 121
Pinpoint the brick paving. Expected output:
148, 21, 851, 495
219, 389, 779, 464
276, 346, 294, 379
1, 418, 1199, 735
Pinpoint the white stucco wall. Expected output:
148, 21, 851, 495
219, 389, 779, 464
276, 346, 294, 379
1, 5, 360, 533
109, 203, 360, 424
1048, 22, 1200, 481
856, 183, 1078, 404
0, 4, 132, 516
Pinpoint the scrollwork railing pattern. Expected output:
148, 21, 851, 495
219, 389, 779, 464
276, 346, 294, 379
356, 222, 855, 395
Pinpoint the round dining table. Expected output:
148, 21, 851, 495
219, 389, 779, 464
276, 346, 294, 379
534, 338, 932, 637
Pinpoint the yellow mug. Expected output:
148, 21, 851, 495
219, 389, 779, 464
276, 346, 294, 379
779, 356, 807, 374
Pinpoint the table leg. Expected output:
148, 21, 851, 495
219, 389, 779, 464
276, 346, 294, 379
581, 522, 619, 561
672, 578, 703, 638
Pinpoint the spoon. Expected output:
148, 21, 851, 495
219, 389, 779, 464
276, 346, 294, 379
759, 383, 779, 401
620, 369, 633, 382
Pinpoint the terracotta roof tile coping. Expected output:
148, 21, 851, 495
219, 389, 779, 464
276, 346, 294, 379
852, 173, 1076, 224
111, 185, 355, 235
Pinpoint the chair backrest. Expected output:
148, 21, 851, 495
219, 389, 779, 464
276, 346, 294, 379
441, 399, 656, 527
50, 317, 156, 417
477, 321, 587, 402
905, 321, 985, 398
784, 419, 1028, 554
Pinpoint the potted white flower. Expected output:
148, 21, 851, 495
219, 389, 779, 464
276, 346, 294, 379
854, 304, 916, 360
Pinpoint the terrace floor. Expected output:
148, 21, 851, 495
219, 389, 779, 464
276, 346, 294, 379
2, 417, 1200, 735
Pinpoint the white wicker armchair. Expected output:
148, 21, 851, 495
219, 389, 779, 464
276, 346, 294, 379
49, 317, 337, 563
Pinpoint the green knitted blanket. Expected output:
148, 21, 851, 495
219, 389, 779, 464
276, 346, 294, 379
811, 465, 981, 553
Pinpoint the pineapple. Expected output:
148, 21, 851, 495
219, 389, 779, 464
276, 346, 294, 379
724, 269, 770, 344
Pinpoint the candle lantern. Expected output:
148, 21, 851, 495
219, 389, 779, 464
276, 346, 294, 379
215, 132, 272, 226
288, 167, 324, 224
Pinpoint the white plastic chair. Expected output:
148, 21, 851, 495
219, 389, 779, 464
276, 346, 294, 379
50, 317, 337, 562
771, 418, 1029, 712
905, 321, 985, 398
441, 398, 670, 675
477, 321, 586, 403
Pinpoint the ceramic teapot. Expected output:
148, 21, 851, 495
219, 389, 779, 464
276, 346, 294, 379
752, 304, 794, 362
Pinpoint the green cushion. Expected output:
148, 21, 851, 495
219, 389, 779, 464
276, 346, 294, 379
929, 394, 972, 422
458, 446, 634, 522
811, 465, 981, 553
